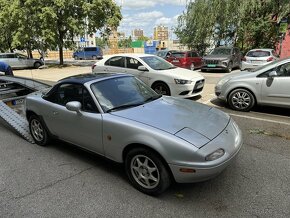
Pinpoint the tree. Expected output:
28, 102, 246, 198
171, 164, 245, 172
0, 0, 122, 65
175, 0, 290, 54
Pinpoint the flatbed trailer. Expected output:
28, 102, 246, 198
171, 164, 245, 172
0, 76, 51, 143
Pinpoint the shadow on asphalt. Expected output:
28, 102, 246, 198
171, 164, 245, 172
210, 98, 290, 117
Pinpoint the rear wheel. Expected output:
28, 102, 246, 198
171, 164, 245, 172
34, 62, 42, 69
228, 88, 255, 112
29, 115, 50, 146
125, 148, 171, 196
151, 82, 171, 96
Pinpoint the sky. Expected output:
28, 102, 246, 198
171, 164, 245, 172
115, 0, 188, 39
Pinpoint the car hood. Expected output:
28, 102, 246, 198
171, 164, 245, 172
112, 97, 230, 147
219, 70, 257, 81
161, 67, 203, 80
203, 55, 231, 60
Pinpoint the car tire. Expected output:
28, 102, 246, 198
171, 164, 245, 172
125, 148, 171, 196
226, 62, 233, 73
29, 115, 50, 146
34, 62, 42, 69
151, 82, 171, 96
228, 88, 255, 112
190, 63, 195, 70
92, 55, 97, 60
74, 56, 79, 60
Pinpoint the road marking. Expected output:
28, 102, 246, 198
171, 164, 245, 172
201, 97, 290, 126
228, 113, 290, 126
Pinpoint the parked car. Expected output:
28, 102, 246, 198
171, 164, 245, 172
0, 53, 43, 69
92, 54, 205, 98
26, 73, 243, 195
215, 58, 290, 112
155, 50, 178, 59
73, 46, 103, 60
241, 49, 279, 71
202, 47, 242, 72
166, 51, 203, 70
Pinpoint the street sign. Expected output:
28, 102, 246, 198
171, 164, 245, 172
80, 37, 85, 42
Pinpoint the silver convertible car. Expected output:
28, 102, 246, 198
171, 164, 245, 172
25, 73, 243, 195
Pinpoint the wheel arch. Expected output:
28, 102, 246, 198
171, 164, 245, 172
151, 80, 171, 95
122, 143, 175, 182
226, 86, 258, 105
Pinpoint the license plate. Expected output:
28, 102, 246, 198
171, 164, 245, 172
172, 60, 179, 63
5, 99, 24, 106
251, 60, 262, 63
207, 64, 216, 67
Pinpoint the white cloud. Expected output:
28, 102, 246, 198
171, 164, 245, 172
120, 0, 187, 10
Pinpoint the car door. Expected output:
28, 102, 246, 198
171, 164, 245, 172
103, 56, 126, 73
16, 53, 32, 68
260, 62, 290, 106
7, 54, 21, 68
43, 83, 104, 154
125, 57, 150, 84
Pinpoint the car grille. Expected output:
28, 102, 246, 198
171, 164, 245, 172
205, 60, 219, 64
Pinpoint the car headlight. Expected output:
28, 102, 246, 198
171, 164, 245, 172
174, 79, 192, 84
205, 148, 225, 161
217, 78, 230, 87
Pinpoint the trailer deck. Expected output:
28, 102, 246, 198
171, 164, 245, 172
0, 76, 51, 143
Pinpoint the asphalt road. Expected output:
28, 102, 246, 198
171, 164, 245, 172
1, 69, 290, 217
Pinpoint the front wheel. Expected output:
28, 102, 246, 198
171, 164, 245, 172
29, 115, 50, 146
190, 63, 195, 70
228, 88, 255, 112
226, 62, 233, 73
92, 55, 97, 60
151, 82, 171, 96
125, 148, 171, 196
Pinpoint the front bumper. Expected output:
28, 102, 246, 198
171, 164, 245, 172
169, 119, 243, 183
201, 61, 229, 70
170, 78, 205, 98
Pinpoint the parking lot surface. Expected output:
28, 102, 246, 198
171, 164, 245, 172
1, 65, 290, 217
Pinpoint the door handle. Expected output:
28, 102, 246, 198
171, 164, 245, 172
53, 111, 59, 115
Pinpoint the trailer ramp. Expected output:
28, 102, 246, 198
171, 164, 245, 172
0, 101, 34, 143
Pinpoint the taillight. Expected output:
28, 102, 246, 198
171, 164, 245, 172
92, 63, 97, 70
267, 57, 274, 62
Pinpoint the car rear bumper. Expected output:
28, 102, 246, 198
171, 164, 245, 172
241, 61, 267, 70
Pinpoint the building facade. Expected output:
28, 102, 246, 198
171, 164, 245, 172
153, 25, 169, 41
132, 29, 144, 40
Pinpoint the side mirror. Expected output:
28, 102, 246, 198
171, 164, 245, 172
66, 101, 82, 114
138, 66, 148, 71
268, 71, 277, 78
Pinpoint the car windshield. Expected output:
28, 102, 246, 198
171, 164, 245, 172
172, 52, 185, 58
246, 50, 270, 57
140, 56, 176, 70
156, 51, 167, 57
90, 76, 161, 112
210, 48, 232, 55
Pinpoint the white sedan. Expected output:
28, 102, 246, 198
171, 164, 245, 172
92, 54, 204, 98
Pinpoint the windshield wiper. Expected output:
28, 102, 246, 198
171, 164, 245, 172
106, 103, 143, 113
144, 94, 162, 103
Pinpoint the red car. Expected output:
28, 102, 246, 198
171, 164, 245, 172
166, 51, 203, 70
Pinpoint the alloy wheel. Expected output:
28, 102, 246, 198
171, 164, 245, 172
30, 119, 44, 142
231, 91, 251, 110
130, 155, 160, 189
